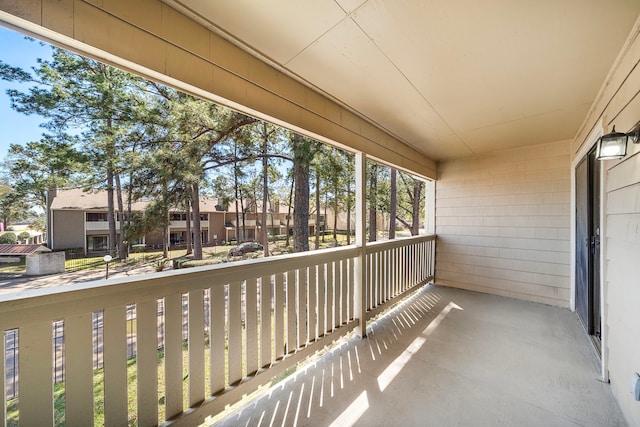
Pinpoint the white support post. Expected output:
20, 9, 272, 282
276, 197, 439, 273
354, 152, 367, 338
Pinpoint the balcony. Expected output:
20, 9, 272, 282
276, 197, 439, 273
0, 235, 435, 426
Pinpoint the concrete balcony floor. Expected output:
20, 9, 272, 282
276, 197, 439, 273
214, 285, 625, 427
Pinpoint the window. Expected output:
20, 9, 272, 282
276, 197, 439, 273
86, 212, 108, 222
129, 236, 144, 246
170, 213, 187, 221
200, 213, 208, 221
87, 235, 109, 252
170, 232, 185, 244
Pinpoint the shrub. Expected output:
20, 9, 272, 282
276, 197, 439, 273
172, 256, 190, 269
131, 244, 146, 253
151, 258, 169, 272
17, 231, 31, 242
181, 259, 221, 268
0, 232, 17, 244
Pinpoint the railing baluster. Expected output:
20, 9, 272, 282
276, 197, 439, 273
431, 239, 436, 279
399, 246, 404, 292
416, 243, 420, 284
334, 261, 340, 328
317, 263, 326, 336
297, 268, 307, 347
327, 262, 335, 331
371, 252, 376, 309
103, 306, 128, 426
369, 253, 374, 310
164, 293, 183, 419
64, 313, 94, 426
373, 251, 384, 306
260, 275, 272, 367
137, 299, 158, 426
228, 281, 242, 384
188, 290, 205, 406
401, 246, 405, 293
341, 259, 348, 324
421, 241, 426, 281
210, 285, 225, 394
286, 270, 296, 353
308, 267, 317, 342
0, 330, 4, 427
383, 250, 389, 302
394, 247, 399, 297
274, 273, 285, 360
351, 258, 356, 320
246, 278, 258, 375
19, 322, 53, 426
417, 242, 422, 282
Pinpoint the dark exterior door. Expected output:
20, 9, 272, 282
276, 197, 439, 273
575, 146, 601, 350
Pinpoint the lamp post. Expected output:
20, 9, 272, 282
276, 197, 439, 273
103, 254, 112, 279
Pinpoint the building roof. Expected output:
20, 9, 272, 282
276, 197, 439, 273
50, 188, 222, 213
50, 188, 149, 211
0, 244, 51, 255
226, 199, 290, 214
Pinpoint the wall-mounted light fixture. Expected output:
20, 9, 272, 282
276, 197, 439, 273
596, 123, 640, 160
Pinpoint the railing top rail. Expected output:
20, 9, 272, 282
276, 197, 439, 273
0, 245, 359, 329
365, 234, 435, 253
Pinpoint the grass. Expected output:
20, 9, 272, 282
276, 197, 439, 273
0, 233, 355, 276
7, 347, 188, 426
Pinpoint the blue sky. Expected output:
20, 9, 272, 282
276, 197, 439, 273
0, 26, 52, 160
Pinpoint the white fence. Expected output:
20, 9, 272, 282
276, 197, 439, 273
0, 234, 435, 426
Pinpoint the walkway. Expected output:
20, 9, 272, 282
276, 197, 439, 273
0, 263, 158, 295
213, 285, 625, 427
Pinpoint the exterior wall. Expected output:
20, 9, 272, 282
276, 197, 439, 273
209, 213, 226, 244
51, 210, 85, 250
572, 19, 640, 427
0, 0, 436, 180
435, 140, 571, 307
26, 252, 65, 275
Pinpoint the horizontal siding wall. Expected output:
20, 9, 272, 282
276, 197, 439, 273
573, 17, 640, 427
435, 140, 571, 307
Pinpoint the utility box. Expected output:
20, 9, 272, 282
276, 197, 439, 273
26, 252, 66, 275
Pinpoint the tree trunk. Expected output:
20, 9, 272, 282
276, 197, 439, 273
285, 178, 293, 248
240, 197, 246, 242
314, 165, 320, 250
106, 167, 117, 258
126, 172, 134, 252
346, 185, 352, 246
185, 199, 192, 256
389, 168, 397, 239
261, 126, 270, 256
368, 163, 377, 242
323, 193, 328, 243
192, 183, 203, 259
234, 142, 241, 243
115, 173, 127, 259
293, 134, 311, 252
162, 180, 169, 258
411, 179, 422, 236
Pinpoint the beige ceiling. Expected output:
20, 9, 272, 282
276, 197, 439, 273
169, 0, 640, 161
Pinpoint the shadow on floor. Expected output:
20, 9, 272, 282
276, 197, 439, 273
213, 285, 624, 427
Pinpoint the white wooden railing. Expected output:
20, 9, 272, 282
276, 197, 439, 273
0, 234, 435, 427
365, 235, 436, 318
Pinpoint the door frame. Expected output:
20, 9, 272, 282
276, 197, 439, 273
570, 119, 607, 381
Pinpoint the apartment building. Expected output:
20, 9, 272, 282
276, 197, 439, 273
47, 188, 227, 254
